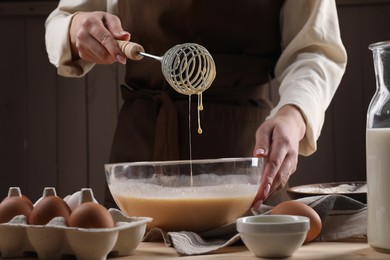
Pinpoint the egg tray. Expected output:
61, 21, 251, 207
0, 208, 152, 260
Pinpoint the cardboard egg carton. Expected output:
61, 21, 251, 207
0, 188, 152, 260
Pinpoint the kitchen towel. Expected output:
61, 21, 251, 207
142, 195, 367, 255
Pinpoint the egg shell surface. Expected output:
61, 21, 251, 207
270, 200, 322, 243
29, 196, 71, 225
69, 202, 115, 229
0, 196, 34, 223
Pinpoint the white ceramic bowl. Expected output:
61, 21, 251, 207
236, 215, 309, 258
105, 157, 264, 232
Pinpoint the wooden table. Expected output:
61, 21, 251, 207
125, 241, 390, 259
2, 241, 389, 259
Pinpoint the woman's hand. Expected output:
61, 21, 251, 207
253, 105, 306, 206
70, 11, 130, 64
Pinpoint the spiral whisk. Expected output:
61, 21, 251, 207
117, 41, 216, 95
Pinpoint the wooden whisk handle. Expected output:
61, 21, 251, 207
117, 40, 145, 61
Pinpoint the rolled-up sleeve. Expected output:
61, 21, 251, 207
271, 0, 347, 155
45, 0, 116, 77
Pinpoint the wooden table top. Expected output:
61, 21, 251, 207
3, 240, 389, 259
126, 241, 390, 259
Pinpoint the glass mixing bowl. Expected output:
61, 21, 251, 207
105, 157, 264, 232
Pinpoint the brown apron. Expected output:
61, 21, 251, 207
105, 0, 284, 208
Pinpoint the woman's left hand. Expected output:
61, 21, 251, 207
252, 105, 306, 206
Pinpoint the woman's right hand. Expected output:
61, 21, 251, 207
70, 11, 130, 64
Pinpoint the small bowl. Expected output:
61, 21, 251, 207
236, 215, 309, 258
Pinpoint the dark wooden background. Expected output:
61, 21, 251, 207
0, 0, 389, 203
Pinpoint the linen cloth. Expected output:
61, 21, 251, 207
143, 195, 367, 255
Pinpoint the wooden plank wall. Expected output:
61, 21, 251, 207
0, 1, 389, 203
0, 2, 124, 203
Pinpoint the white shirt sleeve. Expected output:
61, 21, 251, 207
45, 0, 117, 77
272, 0, 347, 155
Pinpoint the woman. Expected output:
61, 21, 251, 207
45, 0, 347, 208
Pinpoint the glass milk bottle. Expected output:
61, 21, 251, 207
367, 41, 390, 253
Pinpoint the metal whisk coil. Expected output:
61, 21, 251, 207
117, 41, 216, 95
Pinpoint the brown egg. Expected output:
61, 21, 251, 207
21, 195, 34, 206
68, 202, 114, 228
0, 196, 34, 223
29, 195, 71, 225
271, 200, 322, 243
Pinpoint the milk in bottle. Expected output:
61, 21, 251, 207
366, 41, 390, 253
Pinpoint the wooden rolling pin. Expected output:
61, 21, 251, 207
116, 40, 145, 61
